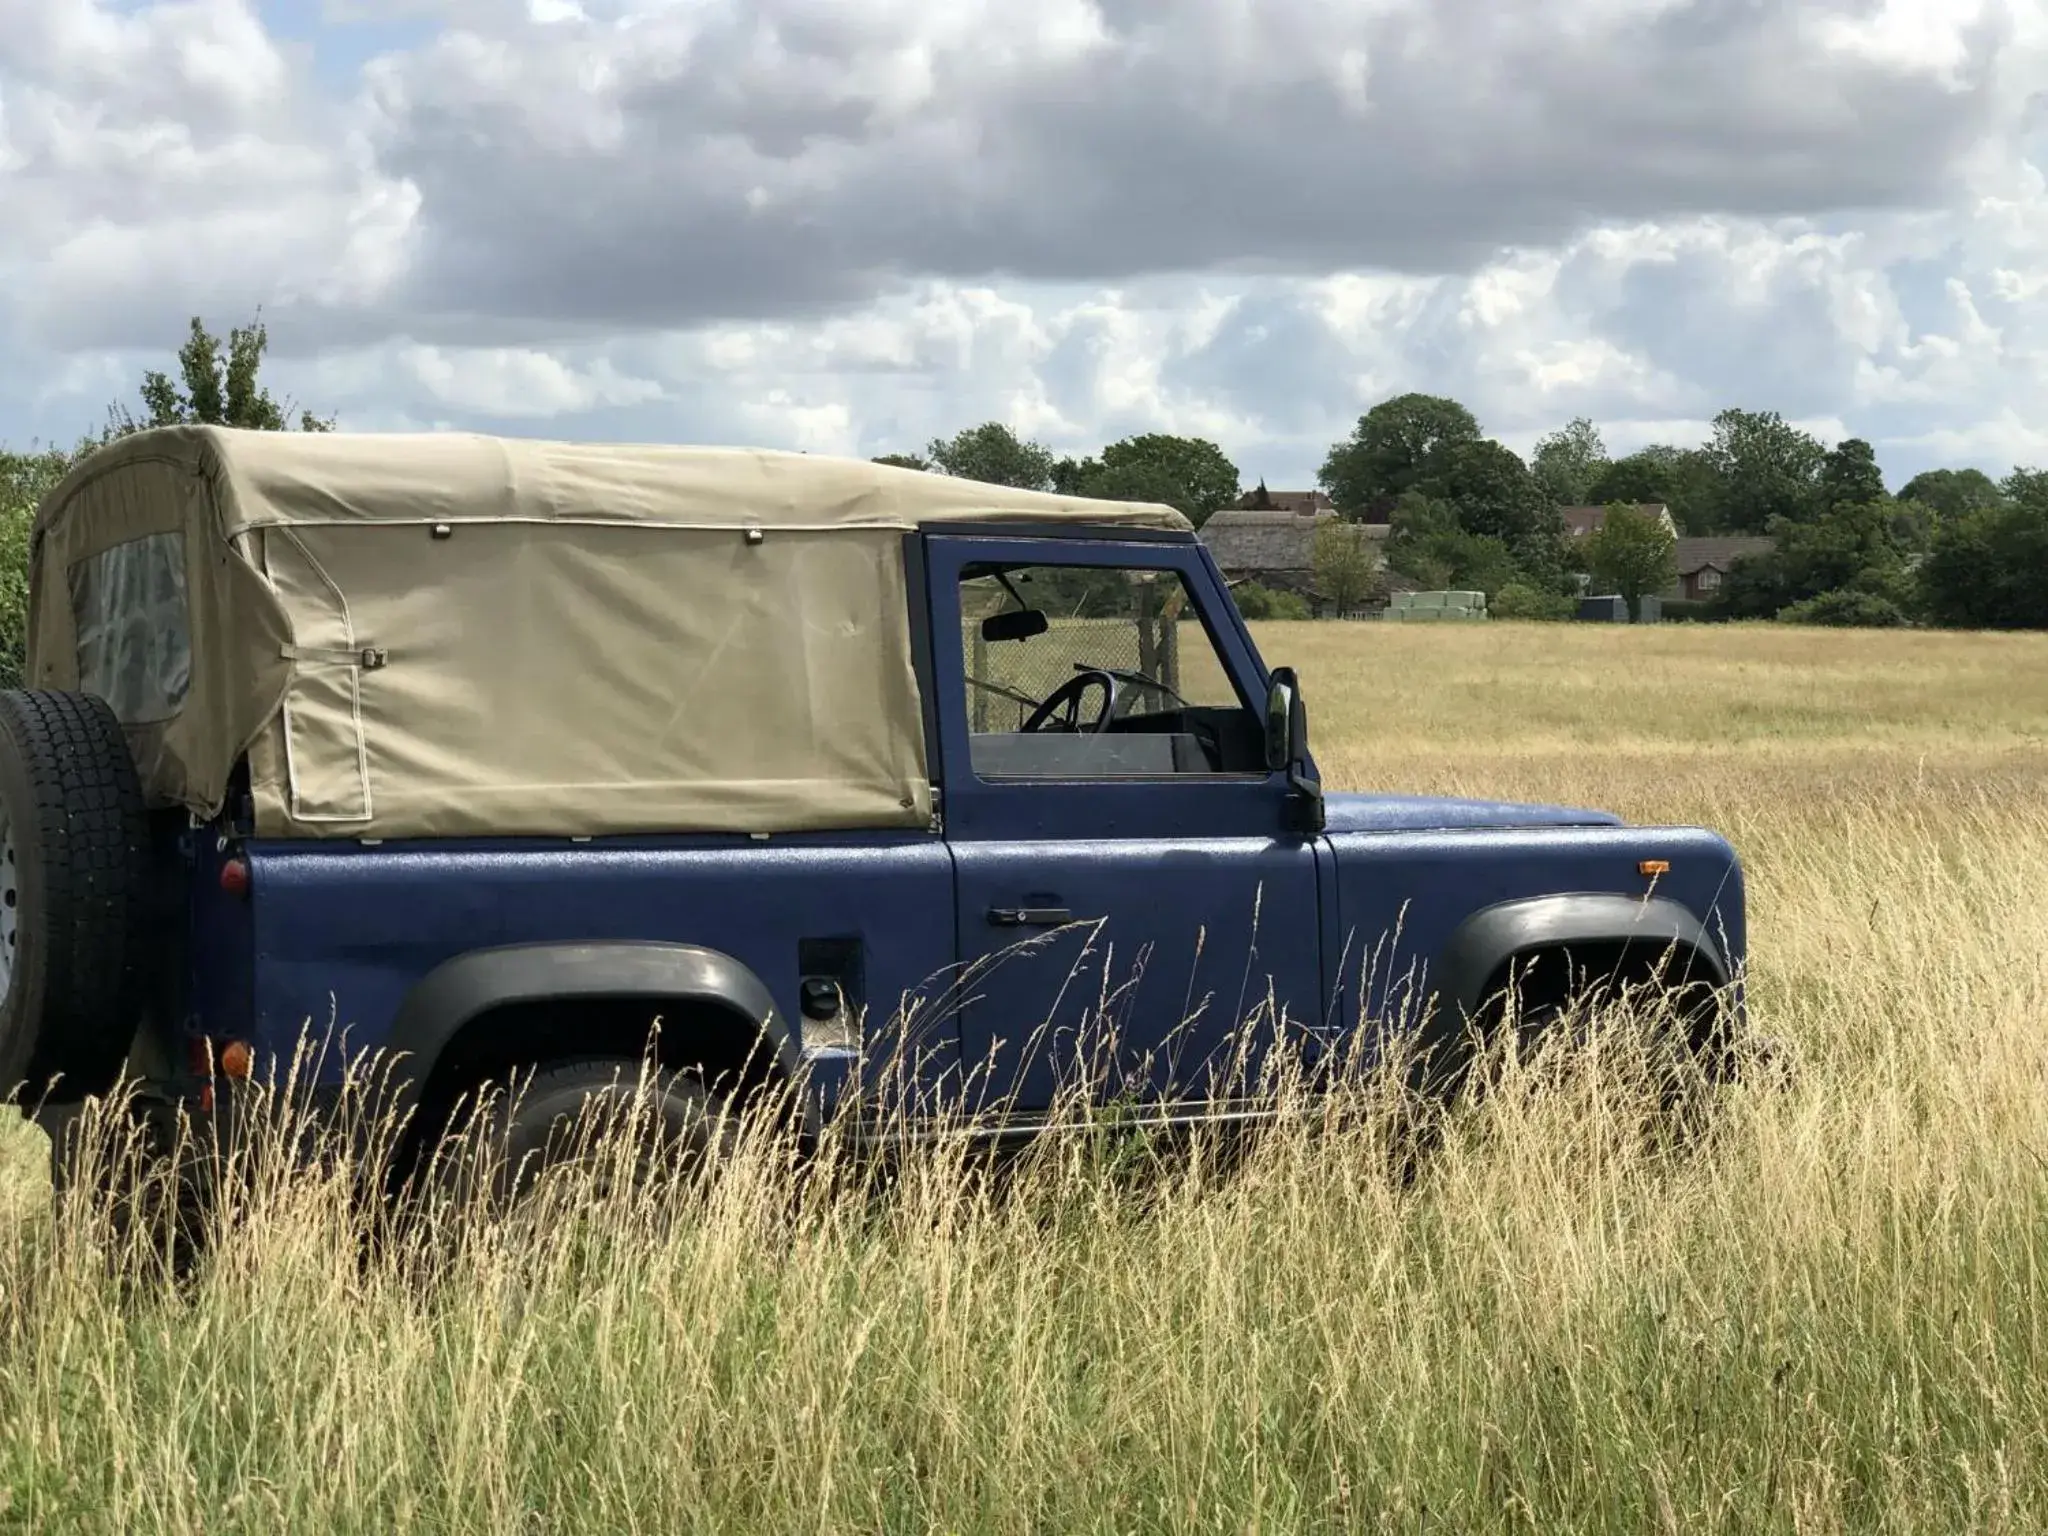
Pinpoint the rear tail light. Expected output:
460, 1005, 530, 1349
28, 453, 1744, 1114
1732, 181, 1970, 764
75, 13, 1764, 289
186, 1037, 254, 1085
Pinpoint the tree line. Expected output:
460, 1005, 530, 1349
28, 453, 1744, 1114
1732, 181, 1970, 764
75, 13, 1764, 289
4, 319, 2044, 658
880, 395, 2048, 630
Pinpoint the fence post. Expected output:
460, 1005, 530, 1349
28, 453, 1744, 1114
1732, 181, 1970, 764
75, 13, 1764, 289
1137, 591, 1159, 683
971, 625, 989, 734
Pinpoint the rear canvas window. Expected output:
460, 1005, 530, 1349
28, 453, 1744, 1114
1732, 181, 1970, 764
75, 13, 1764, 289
69, 532, 192, 725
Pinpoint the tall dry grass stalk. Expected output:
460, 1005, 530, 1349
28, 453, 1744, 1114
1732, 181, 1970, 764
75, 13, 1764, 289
0, 621, 2042, 1533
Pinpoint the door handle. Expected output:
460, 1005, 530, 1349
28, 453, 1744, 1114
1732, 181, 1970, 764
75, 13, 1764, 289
987, 906, 1075, 928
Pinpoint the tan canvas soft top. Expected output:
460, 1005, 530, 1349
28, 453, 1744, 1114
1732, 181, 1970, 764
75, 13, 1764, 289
27, 426, 1191, 840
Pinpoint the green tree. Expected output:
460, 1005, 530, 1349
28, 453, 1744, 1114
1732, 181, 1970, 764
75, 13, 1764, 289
1897, 467, 2004, 522
1701, 408, 1825, 532
1056, 434, 1240, 527
1786, 501, 1912, 610
0, 445, 86, 686
1714, 553, 1792, 620
1383, 495, 1458, 589
1919, 471, 2048, 629
872, 453, 930, 472
926, 423, 1057, 490
1428, 438, 1578, 596
1318, 393, 1482, 514
1430, 439, 1551, 547
1717, 500, 1914, 622
1384, 494, 1524, 597
1530, 417, 1608, 506
0, 446, 76, 516
1883, 497, 1941, 556
1583, 502, 1677, 621
1816, 437, 1887, 512
112, 314, 334, 435
1587, 444, 1721, 534
1311, 521, 1384, 616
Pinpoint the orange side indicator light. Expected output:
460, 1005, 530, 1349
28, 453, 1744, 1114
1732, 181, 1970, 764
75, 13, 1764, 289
219, 1041, 254, 1081
1639, 859, 1671, 877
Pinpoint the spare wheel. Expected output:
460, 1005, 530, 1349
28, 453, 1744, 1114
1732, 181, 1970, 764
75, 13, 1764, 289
0, 690, 152, 1104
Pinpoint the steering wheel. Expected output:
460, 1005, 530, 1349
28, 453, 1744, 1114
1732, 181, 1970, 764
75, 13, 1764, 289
1021, 670, 1120, 734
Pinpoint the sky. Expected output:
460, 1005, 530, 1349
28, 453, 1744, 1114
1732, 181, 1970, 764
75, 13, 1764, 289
3, 0, 2047, 491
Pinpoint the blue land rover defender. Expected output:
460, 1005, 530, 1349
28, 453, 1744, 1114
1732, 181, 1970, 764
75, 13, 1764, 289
5, 426, 1747, 1205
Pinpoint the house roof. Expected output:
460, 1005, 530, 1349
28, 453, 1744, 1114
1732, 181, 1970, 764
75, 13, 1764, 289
1233, 487, 1334, 515
1560, 503, 1673, 537
1199, 507, 1338, 573
1673, 535, 1774, 574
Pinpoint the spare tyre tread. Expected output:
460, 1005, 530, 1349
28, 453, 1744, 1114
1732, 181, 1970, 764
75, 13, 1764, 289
0, 690, 151, 1103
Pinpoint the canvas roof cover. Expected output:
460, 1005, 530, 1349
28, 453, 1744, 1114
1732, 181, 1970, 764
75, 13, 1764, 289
27, 426, 1191, 840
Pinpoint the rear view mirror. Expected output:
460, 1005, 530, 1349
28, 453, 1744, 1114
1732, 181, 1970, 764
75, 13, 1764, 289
982, 608, 1050, 643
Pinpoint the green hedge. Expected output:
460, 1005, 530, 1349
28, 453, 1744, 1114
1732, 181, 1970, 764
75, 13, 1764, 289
1490, 583, 1575, 621
1658, 599, 1723, 623
0, 449, 77, 687
1234, 583, 1314, 621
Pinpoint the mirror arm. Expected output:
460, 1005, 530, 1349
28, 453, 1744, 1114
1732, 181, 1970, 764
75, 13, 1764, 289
1284, 758, 1326, 836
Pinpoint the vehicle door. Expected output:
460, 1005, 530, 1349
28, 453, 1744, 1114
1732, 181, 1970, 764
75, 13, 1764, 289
924, 530, 1325, 1116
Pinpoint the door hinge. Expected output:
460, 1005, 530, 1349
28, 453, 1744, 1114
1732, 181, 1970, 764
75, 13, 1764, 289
928, 786, 944, 834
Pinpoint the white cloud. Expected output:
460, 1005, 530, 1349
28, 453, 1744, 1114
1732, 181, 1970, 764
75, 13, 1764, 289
396, 344, 665, 416
3, 0, 2048, 494
0, 0, 419, 352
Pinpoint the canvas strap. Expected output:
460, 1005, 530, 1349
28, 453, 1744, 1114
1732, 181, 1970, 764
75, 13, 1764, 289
280, 643, 389, 670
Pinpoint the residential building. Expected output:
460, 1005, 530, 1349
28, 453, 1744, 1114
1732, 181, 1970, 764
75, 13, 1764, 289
1198, 500, 1396, 612
1198, 505, 1338, 597
1667, 536, 1775, 602
1230, 485, 1336, 516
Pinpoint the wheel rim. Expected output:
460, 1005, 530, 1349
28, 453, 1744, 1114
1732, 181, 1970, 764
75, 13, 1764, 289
0, 811, 17, 1002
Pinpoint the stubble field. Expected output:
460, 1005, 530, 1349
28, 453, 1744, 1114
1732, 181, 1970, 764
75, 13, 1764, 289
0, 620, 2044, 1533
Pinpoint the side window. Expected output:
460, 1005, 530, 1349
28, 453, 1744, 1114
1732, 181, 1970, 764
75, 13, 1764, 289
69, 532, 192, 725
959, 561, 1264, 779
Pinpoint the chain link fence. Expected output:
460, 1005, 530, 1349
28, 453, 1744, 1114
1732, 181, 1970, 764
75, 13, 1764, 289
960, 569, 1185, 733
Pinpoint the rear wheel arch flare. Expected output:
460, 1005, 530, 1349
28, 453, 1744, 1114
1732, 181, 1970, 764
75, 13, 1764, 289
422, 992, 783, 1117
380, 942, 814, 1145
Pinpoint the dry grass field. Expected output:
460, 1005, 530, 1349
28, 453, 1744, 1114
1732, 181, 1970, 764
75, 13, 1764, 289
1, 620, 2045, 1533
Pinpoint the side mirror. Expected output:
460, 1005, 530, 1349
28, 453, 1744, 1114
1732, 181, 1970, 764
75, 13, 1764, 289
1265, 667, 1306, 771
1264, 676, 1292, 772
1265, 666, 1325, 835
982, 608, 1050, 643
